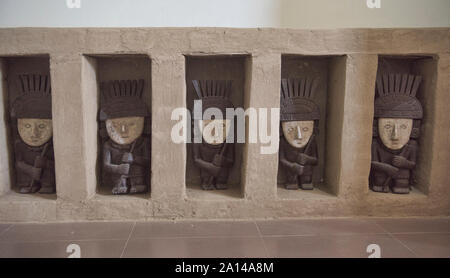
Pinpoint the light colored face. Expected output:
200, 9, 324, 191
18, 118, 53, 147
106, 117, 144, 145
282, 121, 314, 149
201, 119, 231, 145
378, 118, 413, 150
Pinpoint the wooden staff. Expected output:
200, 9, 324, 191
29, 142, 49, 189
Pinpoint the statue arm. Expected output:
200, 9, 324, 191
14, 141, 34, 176
103, 144, 127, 174
303, 138, 318, 165
193, 143, 216, 174
402, 141, 417, 169
223, 143, 235, 167
133, 139, 151, 166
279, 145, 300, 173
370, 140, 397, 174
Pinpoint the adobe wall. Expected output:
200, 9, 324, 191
0, 28, 448, 222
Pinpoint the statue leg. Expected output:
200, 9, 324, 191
215, 169, 229, 190
284, 172, 299, 190
370, 173, 390, 193
112, 176, 128, 195
18, 181, 40, 194
38, 170, 56, 194
129, 175, 147, 194
200, 170, 214, 190
299, 175, 314, 190
392, 178, 410, 194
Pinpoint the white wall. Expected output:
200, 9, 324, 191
0, 0, 449, 28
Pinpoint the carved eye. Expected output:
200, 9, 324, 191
302, 127, 309, 132
25, 124, 31, 128
384, 124, 392, 129
288, 127, 294, 132
400, 124, 407, 129
39, 124, 46, 129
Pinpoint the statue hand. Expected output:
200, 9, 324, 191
212, 154, 225, 167
209, 163, 221, 177
392, 156, 408, 168
31, 167, 42, 180
122, 152, 134, 164
296, 153, 309, 165
292, 163, 304, 176
118, 163, 130, 175
34, 156, 47, 168
385, 164, 399, 177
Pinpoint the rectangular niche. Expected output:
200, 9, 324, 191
277, 54, 346, 199
372, 55, 437, 195
83, 54, 152, 198
185, 54, 250, 199
0, 55, 56, 199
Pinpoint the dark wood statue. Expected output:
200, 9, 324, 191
370, 73, 423, 194
192, 80, 235, 190
279, 78, 319, 190
99, 80, 150, 195
10, 74, 55, 194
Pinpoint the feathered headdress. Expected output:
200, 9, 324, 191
192, 80, 234, 119
374, 73, 423, 119
99, 79, 149, 121
11, 74, 52, 119
280, 77, 320, 121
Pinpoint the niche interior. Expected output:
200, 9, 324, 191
0, 55, 54, 198
87, 54, 152, 197
278, 54, 345, 198
370, 55, 437, 195
185, 54, 250, 199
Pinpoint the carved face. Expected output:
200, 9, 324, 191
282, 121, 314, 149
106, 117, 144, 145
18, 118, 53, 147
201, 119, 231, 145
378, 118, 413, 150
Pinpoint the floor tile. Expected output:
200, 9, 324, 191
132, 221, 259, 238
0, 222, 134, 242
393, 233, 450, 258
371, 218, 450, 233
0, 239, 126, 258
256, 218, 386, 236
122, 237, 267, 258
263, 234, 416, 258
0, 224, 12, 235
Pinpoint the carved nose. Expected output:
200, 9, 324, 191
33, 124, 40, 137
121, 125, 127, 133
391, 124, 399, 140
296, 126, 302, 139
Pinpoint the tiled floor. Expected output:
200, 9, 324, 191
0, 218, 448, 258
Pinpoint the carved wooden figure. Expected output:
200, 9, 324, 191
192, 80, 235, 190
10, 74, 55, 194
370, 73, 423, 194
279, 78, 319, 190
99, 80, 150, 195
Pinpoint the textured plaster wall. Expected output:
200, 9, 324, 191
0, 28, 448, 222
